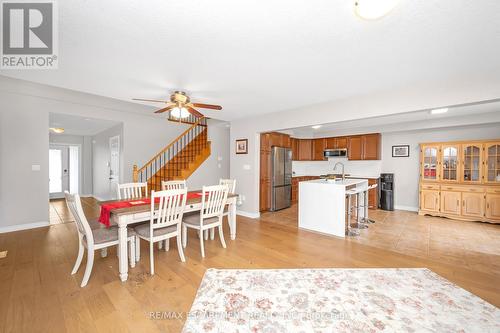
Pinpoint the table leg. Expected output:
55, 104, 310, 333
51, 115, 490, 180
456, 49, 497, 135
229, 202, 237, 240
118, 224, 128, 282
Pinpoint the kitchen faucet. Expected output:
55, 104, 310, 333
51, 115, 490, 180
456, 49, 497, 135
333, 162, 345, 181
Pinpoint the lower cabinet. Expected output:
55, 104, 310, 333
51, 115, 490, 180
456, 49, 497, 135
485, 193, 500, 221
420, 190, 440, 213
440, 191, 461, 216
461, 192, 484, 218
419, 185, 499, 223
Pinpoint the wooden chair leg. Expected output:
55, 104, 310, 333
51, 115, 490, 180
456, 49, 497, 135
150, 242, 155, 275
204, 230, 209, 240
210, 228, 215, 240
129, 238, 136, 268
71, 238, 84, 275
182, 225, 187, 248
199, 230, 205, 258
81, 248, 94, 287
158, 241, 163, 250
218, 225, 226, 248
164, 239, 169, 252
177, 235, 186, 262
135, 236, 140, 262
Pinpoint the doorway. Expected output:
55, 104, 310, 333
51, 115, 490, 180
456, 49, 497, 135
49, 144, 80, 199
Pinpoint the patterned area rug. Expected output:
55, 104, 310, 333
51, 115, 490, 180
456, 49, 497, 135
183, 268, 499, 332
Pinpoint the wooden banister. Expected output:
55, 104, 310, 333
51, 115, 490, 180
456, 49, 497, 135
137, 117, 206, 174
134, 116, 209, 190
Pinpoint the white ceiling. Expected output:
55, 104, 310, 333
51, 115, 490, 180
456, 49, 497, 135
49, 113, 120, 136
2, 1, 500, 121
285, 100, 500, 137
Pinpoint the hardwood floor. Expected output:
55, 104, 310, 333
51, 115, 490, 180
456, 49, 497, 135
1, 198, 499, 332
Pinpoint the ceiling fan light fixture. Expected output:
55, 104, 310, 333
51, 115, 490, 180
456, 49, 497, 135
354, 0, 399, 20
50, 127, 65, 134
171, 106, 190, 119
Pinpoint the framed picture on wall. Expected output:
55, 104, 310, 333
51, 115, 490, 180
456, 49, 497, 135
392, 145, 410, 157
235, 139, 248, 154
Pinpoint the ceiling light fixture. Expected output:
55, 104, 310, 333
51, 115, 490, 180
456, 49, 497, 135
354, 0, 399, 20
312, 125, 322, 129
50, 127, 65, 134
430, 108, 449, 115
170, 106, 190, 119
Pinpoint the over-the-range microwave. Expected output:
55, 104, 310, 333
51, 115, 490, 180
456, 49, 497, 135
324, 148, 347, 158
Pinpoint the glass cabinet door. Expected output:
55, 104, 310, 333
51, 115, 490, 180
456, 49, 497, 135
485, 143, 500, 183
462, 144, 482, 183
441, 145, 459, 182
421, 145, 439, 181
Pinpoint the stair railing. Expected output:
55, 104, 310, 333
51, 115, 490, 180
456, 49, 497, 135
133, 117, 208, 185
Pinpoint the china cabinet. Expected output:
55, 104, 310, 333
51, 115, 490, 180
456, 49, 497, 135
419, 139, 500, 223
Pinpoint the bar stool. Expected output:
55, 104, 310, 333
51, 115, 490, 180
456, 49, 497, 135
361, 184, 378, 224
346, 189, 362, 236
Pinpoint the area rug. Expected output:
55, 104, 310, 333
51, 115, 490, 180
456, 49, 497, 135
182, 268, 499, 332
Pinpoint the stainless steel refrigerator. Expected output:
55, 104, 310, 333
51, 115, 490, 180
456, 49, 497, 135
271, 146, 292, 211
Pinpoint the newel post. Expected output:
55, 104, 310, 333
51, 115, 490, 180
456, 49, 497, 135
133, 165, 138, 182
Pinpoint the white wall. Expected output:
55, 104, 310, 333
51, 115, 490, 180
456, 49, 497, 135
381, 123, 500, 211
0, 76, 229, 231
49, 133, 93, 195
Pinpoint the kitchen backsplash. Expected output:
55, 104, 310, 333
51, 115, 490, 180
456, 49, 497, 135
292, 158, 382, 178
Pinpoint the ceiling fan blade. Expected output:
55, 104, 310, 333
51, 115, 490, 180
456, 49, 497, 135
186, 106, 205, 118
154, 105, 175, 114
191, 103, 222, 110
133, 98, 169, 103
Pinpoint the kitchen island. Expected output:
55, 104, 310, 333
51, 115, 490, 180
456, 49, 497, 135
298, 178, 368, 237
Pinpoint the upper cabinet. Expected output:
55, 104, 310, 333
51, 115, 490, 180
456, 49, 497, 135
484, 143, 500, 184
462, 144, 482, 184
297, 139, 313, 161
362, 134, 381, 160
348, 136, 363, 160
420, 140, 500, 185
421, 145, 440, 182
312, 139, 326, 161
292, 133, 381, 161
441, 144, 460, 183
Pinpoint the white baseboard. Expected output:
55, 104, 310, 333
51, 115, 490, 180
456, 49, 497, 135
0, 221, 50, 234
395, 205, 419, 212
236, 210, 260, 219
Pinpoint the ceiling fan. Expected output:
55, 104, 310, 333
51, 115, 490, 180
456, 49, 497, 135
133, 91, 222, 119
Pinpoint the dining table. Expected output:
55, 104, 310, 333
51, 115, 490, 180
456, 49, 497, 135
98, 191, 238, 282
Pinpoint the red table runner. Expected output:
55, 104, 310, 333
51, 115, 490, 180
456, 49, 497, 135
98, 192, 204, 227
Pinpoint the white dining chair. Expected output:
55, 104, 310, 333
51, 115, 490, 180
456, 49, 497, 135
117, 182, 148, 200
116, 182, 149, 254
64, 191, 136, 287
161, 180, 186, 191
182, 185, 228, 258
219, 179, 236, 194
134, 188, 187, 275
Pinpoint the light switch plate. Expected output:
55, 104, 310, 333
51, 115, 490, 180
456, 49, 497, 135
243, 164, 251, 170
31, 164, 41, 171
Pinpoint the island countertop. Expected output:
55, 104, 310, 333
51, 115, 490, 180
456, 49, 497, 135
302, 178, 368, 187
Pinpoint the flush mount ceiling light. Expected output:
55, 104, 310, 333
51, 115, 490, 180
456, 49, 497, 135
170, 106, 191, 119
312, 125, 322, 129
354, 0, 399, 20
430, 108, 449, 115
49, 127, 65, 133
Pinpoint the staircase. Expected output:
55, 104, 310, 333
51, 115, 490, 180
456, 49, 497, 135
133, 117, 210, 191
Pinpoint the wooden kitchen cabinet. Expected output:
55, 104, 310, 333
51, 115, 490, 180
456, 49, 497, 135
348, 136, 363, 160
368, 178, 378, 209
461, 192, 484, 218
312, 138, 326, 161
336, 137, 348, 149
420, 189, 440, 213
485, 192, 500, 221
291, 138, 299, 160
441, 144, 460, 183
298, 139, 313, 161
362, 134, 381, 160
440, 190, 461, 216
